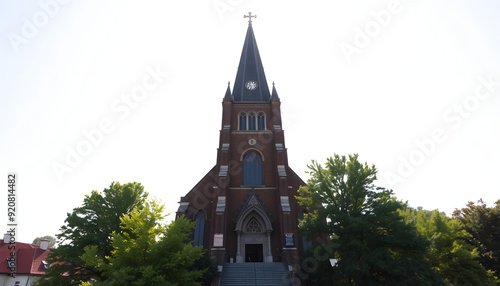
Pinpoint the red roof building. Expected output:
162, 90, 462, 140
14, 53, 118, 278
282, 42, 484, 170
0, 234, 53, 286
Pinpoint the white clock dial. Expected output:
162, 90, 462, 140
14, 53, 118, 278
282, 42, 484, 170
245, 80, 258, 90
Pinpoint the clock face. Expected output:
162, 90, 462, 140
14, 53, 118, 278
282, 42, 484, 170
245, 80, 258, 90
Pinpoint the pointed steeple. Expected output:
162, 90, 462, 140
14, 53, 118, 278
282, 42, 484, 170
271, 81, 280, 101
224, 81, 232, 101
232, 14, 271, 102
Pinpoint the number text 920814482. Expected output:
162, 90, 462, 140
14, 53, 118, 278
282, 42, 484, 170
7, 173, 17, 277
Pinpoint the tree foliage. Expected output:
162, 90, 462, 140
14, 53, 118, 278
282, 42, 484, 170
401, 207, 497, 285
297, 154, 442, 285
37, 182, 148, 285
453, 199, 500, 278
80, 201, 208, 286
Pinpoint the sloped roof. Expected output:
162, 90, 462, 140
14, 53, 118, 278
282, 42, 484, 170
0, 240, 52, 275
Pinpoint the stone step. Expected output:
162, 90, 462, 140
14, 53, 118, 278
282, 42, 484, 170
220, 262, 292, 286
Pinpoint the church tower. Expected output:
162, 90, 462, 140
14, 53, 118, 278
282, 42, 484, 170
177, 13, 307, 284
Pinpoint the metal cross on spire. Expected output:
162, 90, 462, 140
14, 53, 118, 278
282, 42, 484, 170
244, 12, 256, 25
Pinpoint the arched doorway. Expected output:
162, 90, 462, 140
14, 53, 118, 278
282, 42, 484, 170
235, 211, 273, 262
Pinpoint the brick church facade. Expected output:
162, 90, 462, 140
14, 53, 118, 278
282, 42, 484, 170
177, 15, 309, 283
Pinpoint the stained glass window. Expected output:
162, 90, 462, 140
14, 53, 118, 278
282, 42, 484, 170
299, 212, 313, 252
194, 212, 205, 246
257, 112, 265, 130
239, 112, 247, 130
244, 152, 262, 185
248, 112, 256, 130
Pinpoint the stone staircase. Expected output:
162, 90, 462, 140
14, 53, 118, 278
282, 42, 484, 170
220, 262, 293, 286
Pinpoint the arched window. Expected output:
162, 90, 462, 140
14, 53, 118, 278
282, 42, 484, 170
257, 112, 265, 130
248, 112, 256, 130
194, 212, 205, 247
239, 112, 247, 130
299, 212, 313, 252
244, 152, 262, 185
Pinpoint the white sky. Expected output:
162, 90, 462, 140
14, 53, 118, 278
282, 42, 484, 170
1, 1, 499, 243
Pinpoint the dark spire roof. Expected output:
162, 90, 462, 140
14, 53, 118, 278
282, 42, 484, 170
224, 81, 232, 101
232, 21, 271, 102
271, 82, 280, 101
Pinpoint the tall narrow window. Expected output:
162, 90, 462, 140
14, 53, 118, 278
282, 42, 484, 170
248, 112, 256, 130
299, 212, 313, 252
244, 152, 262, 185
257, 112, 265, 130
194, 212, 205, 246
239, 113, 247, 130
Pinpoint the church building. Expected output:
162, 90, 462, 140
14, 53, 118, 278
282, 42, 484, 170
177, 13, 309, 285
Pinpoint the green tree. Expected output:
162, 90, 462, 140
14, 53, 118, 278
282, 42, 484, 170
401, 207, 497, 285
32, 235, 57, 248
453, 199, 500, 278
297, 154, 442, 285
80, 200, 209, 286
37, 182, 148, 285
